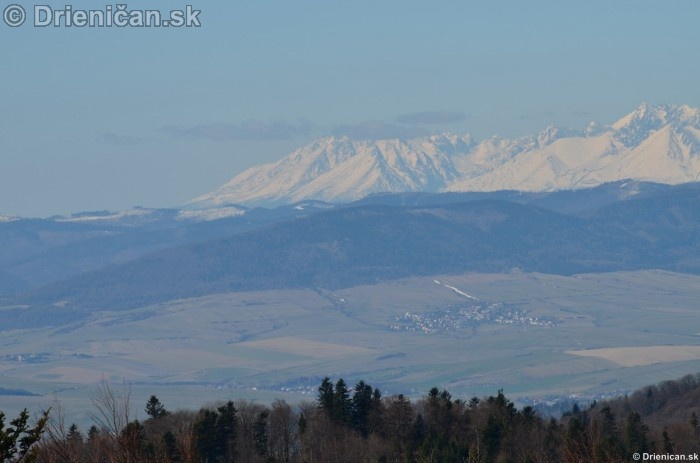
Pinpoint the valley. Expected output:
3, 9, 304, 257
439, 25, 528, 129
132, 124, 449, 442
2, 270, 700, 424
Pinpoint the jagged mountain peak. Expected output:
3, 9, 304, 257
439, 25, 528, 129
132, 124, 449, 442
611, 102, 663, 126
670, 104, 700, 127
611, 103, 700, 147
585, 121, 605, 137
612, 102, 669, 146
189, 134, 473, 207
189, 103, 700, 207
536, 125, 583, 148
537, 125, 560, 147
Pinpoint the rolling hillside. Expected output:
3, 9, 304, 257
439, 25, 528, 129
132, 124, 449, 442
3, 182, 699, 328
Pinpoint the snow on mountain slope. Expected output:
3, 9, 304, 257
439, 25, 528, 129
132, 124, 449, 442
0, 214, 20, 223
190, 134, 475, 207
449, 132, 623, 192
612, 125, 700, 183
55, 208, 157, 223
176, 206, 247, 222
190, 103, 700, 207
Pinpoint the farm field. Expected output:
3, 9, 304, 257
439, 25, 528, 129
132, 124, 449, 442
2, 269, 700, 423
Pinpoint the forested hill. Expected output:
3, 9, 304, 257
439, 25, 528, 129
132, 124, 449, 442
7, 372, 700, 462
3, 183, 700, 328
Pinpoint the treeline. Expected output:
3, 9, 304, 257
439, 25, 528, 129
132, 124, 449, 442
3, 373, 700, 462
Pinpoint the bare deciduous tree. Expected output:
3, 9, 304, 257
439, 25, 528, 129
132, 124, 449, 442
41, 400, 83, 463
88, 378, 135, 463
268, 399, 297, 463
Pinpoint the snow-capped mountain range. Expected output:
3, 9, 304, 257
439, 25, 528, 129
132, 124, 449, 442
190, 103, 700, 207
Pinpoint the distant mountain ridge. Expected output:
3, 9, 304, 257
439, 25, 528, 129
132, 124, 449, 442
190, 103, 700, 207
5, 182, 700, 328
0, 180, 683, 299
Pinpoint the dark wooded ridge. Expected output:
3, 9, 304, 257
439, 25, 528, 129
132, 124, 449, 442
5, 372, 700, 462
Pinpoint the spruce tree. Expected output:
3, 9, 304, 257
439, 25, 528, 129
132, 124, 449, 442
145, 395, 170, 420
662, 427, 675, 453
66, 423, 83, 444
195, 409, 220, 462
0, 408, 49, 463
624, 412, 650, 457
216, 401, 237, 461
317, 377, 335, 416
333, 379, 351, 424
351, 380, 373, 436
253, 410, 269, 456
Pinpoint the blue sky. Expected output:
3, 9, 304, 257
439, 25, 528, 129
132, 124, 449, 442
2, 1, 699, 216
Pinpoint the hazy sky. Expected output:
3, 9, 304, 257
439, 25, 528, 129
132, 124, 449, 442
2, 1, 699, 216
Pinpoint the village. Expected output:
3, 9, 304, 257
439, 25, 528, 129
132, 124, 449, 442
390, 302, 560, 334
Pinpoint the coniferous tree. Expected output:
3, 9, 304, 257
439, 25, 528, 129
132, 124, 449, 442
216, 401, 237, 461
64, 423, 84, 462
351, 380, 373, 437
662, 427, 675, 453
298, 413, 307, 437
145, 395, 170, 420
333, 379, 351, 425
598, 405, 624, 461
468, 397, 480, 409
543, 417, 562, 462
163, 431, 181, 462
564, 415, 591, 462
624, 412, 650, 457
253, 410, 269, 457
195, 409, 220, 462
87, 425, 100, 441
66, 423, 82, 444
85, 425, 103, 462
570, 403, 580, 416
481, 414, 503, 462
317, 377, 335, 417
368, 388, 384, 436
194, 402, 238, 463
0, 408, 49, 463
118, 419, 147, 462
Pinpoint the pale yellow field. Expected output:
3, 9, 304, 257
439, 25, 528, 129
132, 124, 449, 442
566, 345, 700, 367
39, 366, 111, 383
238, 336, 376, 358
